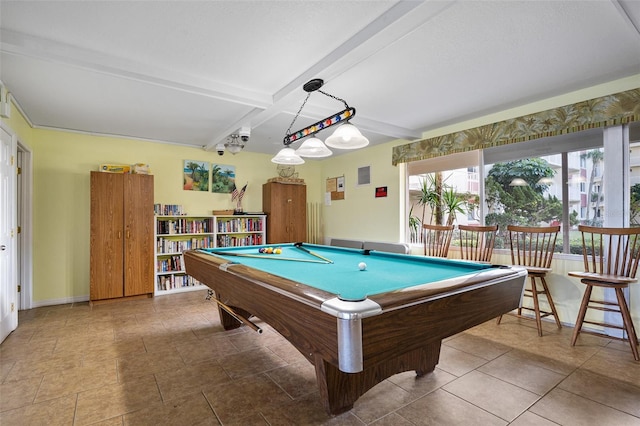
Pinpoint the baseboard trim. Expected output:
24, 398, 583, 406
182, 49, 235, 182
31, 295, 90, 308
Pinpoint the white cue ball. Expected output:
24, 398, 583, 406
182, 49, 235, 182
358, 262, 367, 271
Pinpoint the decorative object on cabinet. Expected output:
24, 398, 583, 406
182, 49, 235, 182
262, 181, 306, 244
154, 214, 266, 295
90, 171, 155, 304
277, 164, 297, 178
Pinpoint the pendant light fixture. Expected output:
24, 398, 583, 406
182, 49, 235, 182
271, 78, 369, 164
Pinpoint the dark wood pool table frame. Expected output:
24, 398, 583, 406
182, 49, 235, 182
184, 249, 526, 415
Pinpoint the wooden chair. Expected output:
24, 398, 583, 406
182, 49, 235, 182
422, 224, 454, 258
497, 225, 562, 336
568, 225, 640, 361
458, 224, 498, 263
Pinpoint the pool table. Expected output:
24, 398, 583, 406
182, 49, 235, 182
184, 243, 526, 414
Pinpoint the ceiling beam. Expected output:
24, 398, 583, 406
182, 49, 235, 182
0, 29, 273, 109
208, 0, 451, 150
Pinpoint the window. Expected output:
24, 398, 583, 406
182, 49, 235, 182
483, 130, 606, 253
405, 125, 636, 254
407, 151, 480, 244
484, 147, 604, 251
632, 139, 640, 225
405, 127, 622, 254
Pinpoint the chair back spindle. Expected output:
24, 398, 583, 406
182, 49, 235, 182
458, 224, 498, 262
507, 225, 560, 269
578, 225, 640, 279
422, 224, 454, 258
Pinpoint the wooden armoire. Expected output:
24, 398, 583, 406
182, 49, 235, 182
262, 181, 307, 243
90, 171, 155, 303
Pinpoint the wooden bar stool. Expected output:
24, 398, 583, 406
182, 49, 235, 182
458, 224, 498, 263
422, 224, 454, 258
497, 225, 562, 336
568, 225, 640, 361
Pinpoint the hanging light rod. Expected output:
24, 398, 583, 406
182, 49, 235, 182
282, 78, 357, 146
272, 78, 369, 165
283, 107, 355, 146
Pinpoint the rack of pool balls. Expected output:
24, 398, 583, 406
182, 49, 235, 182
258, 246, 282, 254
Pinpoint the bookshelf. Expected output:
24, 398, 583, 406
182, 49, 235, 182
154, 214, 266, 295
214, 215, 266, 247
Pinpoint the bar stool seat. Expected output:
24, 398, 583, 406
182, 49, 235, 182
568, 225, 640, 361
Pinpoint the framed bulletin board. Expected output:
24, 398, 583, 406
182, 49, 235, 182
326, 176, 345, 201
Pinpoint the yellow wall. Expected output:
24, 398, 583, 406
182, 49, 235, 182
320, 139, 409, 244
29, 131, 320, 303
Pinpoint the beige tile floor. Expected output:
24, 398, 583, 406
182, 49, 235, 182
1, 290, 639, 425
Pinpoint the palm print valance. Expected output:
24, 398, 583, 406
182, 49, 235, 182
392, 88, 640, 166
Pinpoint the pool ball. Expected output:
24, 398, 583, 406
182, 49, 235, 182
258, 248, 264, 253
358, 262, 367, 271
274, 248, 282, 254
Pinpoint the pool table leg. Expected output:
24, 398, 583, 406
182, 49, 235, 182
314, 341, 442, 415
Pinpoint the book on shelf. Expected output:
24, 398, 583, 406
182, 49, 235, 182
216, 217, 264, 233
156, 217, 213, 235
156, 236, 214, 254
156, 274, 202, 291
216, 233, 264, 247
154, 204, 185, 216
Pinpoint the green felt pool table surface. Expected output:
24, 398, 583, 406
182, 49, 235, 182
198, 243, 494, 301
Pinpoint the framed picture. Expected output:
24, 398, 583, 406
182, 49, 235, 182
211, 163, 236, 193
183, 160, 209, 191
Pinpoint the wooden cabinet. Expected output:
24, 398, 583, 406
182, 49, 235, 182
262, 181, 306, 243
90, 172, 154, 302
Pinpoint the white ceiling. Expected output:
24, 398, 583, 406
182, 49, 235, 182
1, 1, 639, 158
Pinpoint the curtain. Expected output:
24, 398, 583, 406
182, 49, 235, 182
392, 88, 640, 166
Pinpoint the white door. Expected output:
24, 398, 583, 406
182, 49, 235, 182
0, 125, 17, 343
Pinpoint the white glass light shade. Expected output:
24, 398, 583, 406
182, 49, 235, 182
295, 137, 332, 158
537, 177, 554, 185
509, 178, 528, 186
324, 123, 369, 149
271, 148, 305, 165
226, 144, 243, 154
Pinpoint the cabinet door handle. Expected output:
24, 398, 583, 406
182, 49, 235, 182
118, 231, 122, 239
287, 199, 292, 203
0, 245, 6, 251
126, 230, 130, 239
